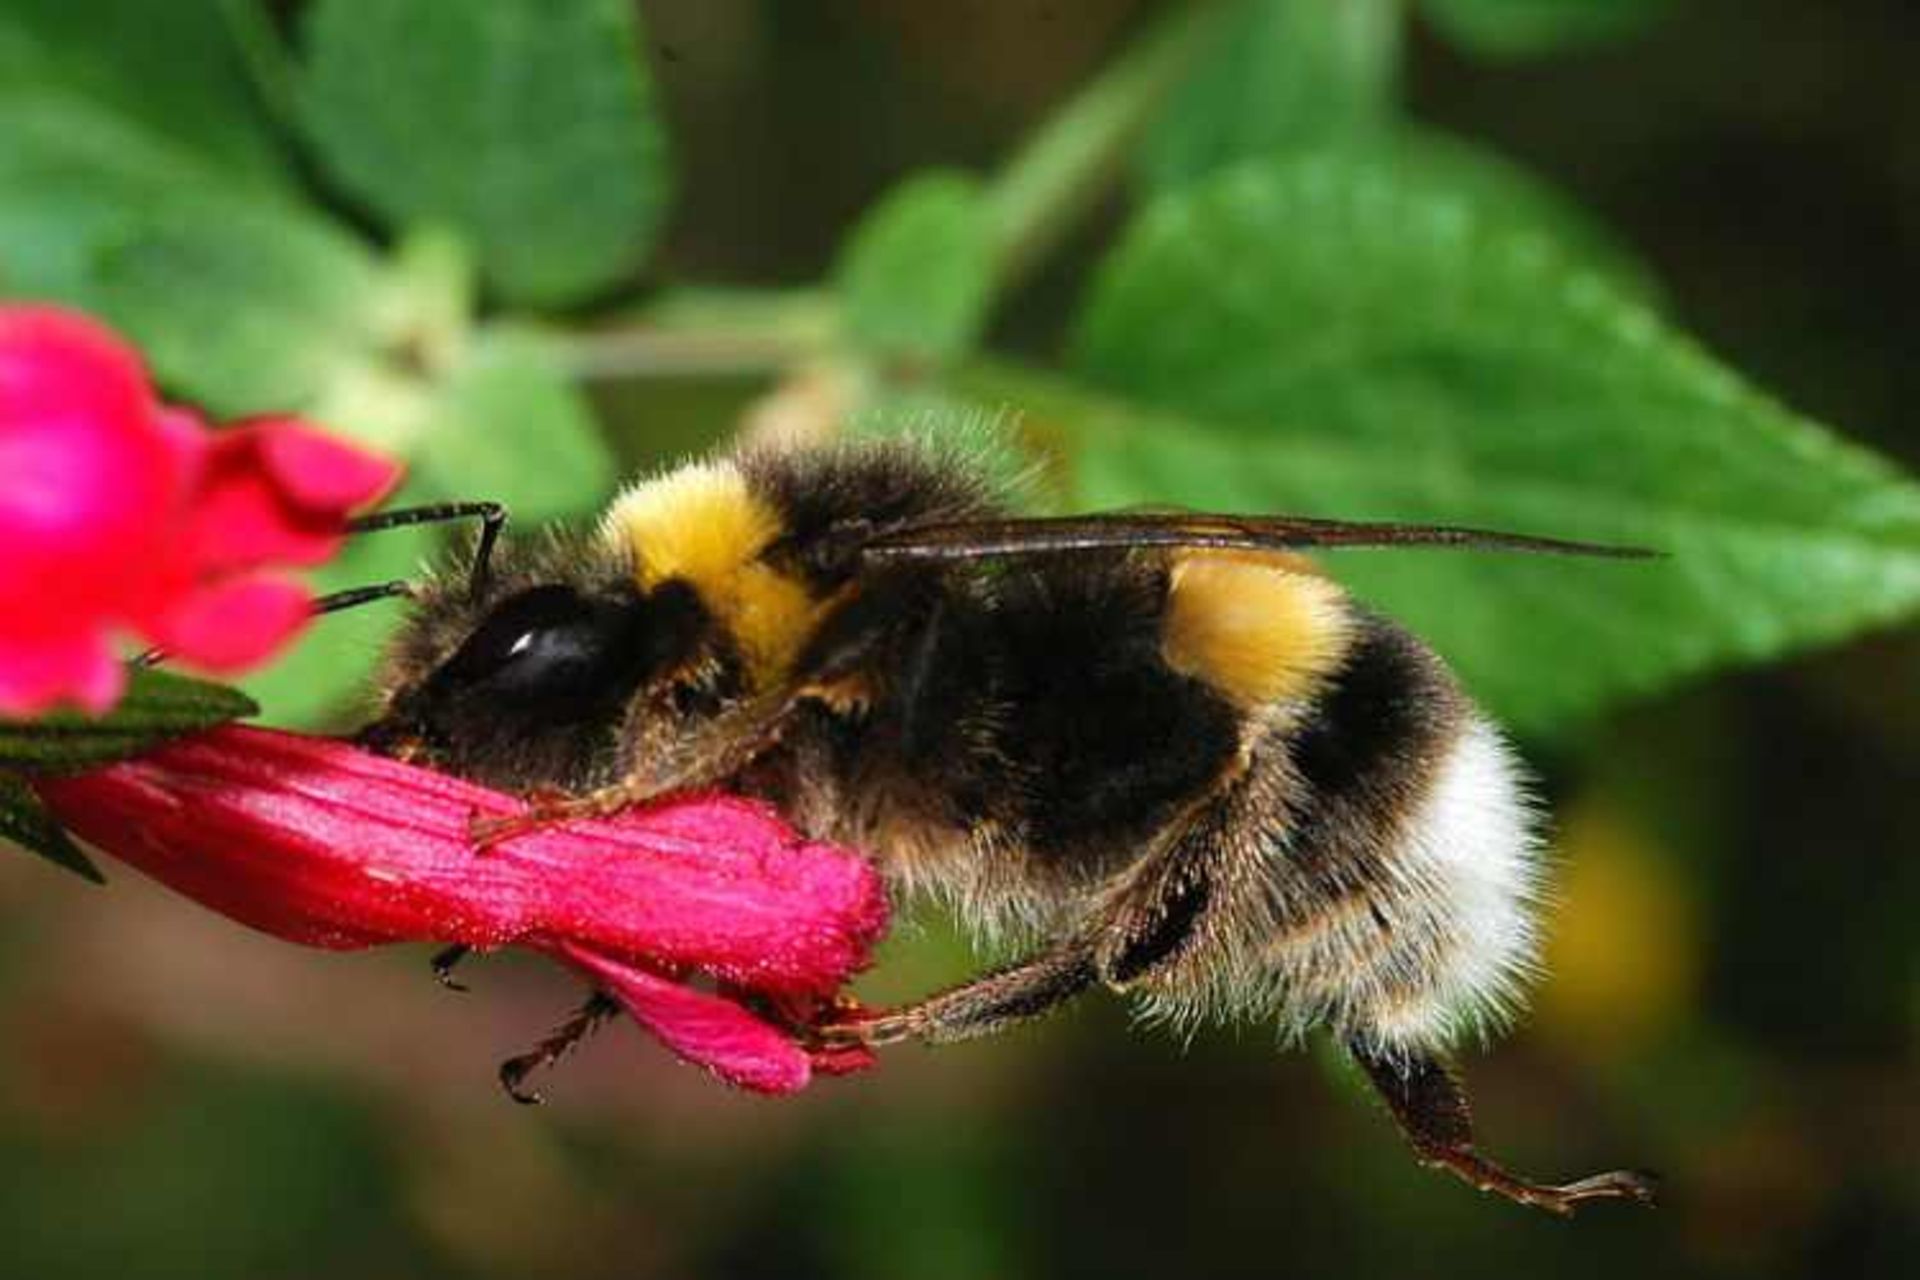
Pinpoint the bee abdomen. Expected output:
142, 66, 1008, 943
1224, 615, 1545, 1054
1160, 552, 1353, 708
1350, 716, 1544, 1052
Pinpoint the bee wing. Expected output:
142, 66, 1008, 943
858, 512, 1658, 564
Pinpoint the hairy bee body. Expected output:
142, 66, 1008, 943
375, 441, 1541, 1059
367, 436, 1661, 1213
742, 556, 1541, 1057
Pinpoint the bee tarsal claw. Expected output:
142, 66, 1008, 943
430, 944, 472, 992
497, 1054, 545, 1106
493, 992, 622, 1107
1553, 1169, 1661, 1210
466, 810, 534, 849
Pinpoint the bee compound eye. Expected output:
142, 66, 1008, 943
445, 587, 585, 679
436, 585, 644, 716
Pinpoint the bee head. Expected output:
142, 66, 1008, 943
360, 535, 708, 791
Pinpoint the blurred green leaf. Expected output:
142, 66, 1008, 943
0, 774, 102, 883
1139, 0, 1400, 193
297, 0, 671, 307
1423, 0, 1671, 58
89, 204, 389, 420
836, 171, 995, 366
0, 88, 388, 418
1044, 153, 1920, 728
0, 669, 257, 774
1367, 129, 1661, 304
0, 0, 287, 188
413, 327, 618, 521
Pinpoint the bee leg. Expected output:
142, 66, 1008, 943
430, 944, 471, 991
1094, 859, 1219, 991
497, 991, 622, 1105
813, 945, 1098, 1048
1350, 1042, 1659, 1217
469, 590, 907, 849
1089, 747, 1255, 992
824, 796, 1236, 1048
468, 693, 801, 848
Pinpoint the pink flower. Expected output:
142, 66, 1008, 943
33, 725, 889, 1093
0, 305, 400, 716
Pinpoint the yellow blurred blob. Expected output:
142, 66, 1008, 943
1534, 801, 1698, 1058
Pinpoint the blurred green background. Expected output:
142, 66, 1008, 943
1, 1, 1916, 1277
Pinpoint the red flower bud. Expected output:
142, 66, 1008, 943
35, 726, 888, 1093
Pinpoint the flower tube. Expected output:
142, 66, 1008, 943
36, 725, 888, 1093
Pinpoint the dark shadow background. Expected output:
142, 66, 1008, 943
0, 3, 1914, 1277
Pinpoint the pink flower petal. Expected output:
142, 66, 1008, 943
0, 628, 125, 717
168, 429, 343, 573
144, 576, 313, 672
253, 417, 401, 513
34, 726, 888, 1092
553, 942, 815, 1094
144, 418, 396, 590
0, 306, 393, 708
38, 727, 889, 986
152, 405, 212, 485
0, 306, 152, 431
0, 306, 185, 633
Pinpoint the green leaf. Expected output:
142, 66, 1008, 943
1055, 154, 1920, 729
0, 87, 388, 418
297, 0, 671, 307
413, 326, 619, 522
0, 774, 104, 884
0, 670, 257, 774
1423, 0, 1671, 59
0, 0, 288, 188
836, 171, 995, 365
1139, 0, 1401, 193
90, 203, 391, 420
1363, 129, 1662, 306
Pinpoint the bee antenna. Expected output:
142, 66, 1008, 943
314, 580, 417, 614
347, 500, 509, 599
134, 502, 507, 671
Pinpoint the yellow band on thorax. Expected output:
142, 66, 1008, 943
600, 462, 819, 686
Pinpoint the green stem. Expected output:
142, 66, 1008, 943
557, 288, 838, 383
559, 328, 818, 382
982, 2, 1224, 292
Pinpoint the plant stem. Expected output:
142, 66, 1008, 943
560, 328, 817, 381
557, 288, 838, 383
983, 1, 1223, 292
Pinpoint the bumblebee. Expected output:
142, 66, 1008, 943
355, 438, 1657, 1216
